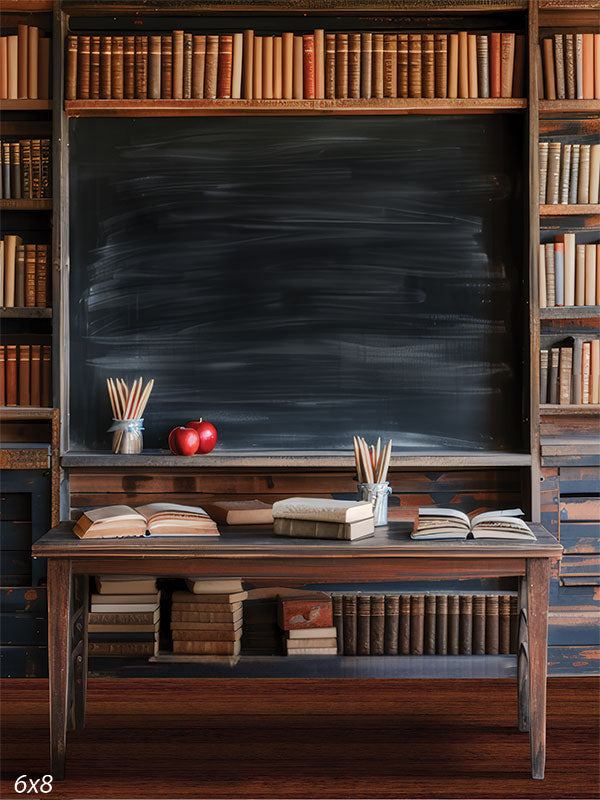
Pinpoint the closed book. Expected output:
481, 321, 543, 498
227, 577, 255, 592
0, 38, 6, 100
595, 34, 600, 100
135, 36, 148, 99
582, 342, 591, 404
231, 32, 243, 99
96, 576, 157, 594
467, 34, 477, 99
582, 33, 594, 99
399, 594, 410, 655
564, 233, 576, 306
2, 142, 10, 198
554, 34, 566, 99
204, 35, 218, 100
89, 620, 158, 633
538, 141, 549, 204
292, 36, 302, 100
555, 241, 565, 306
3, 235, 18, 306
569, 144, 580, 204
383, 595, 399, 655
384, 33, 398, 98
575, 34, 584, 99
348, 33, 360, 99
512, 34, 525, 97
173, 589, 245, 605
559, 143, 572, 205
0, 348, 5, 406
100, 36, 112, 99
342, 595, 357, 655
243, 30, 254, 99
279, 595, 332, 630
159, 35, 172, 99
203, 500, 272, 525
285, 646, 337, 655
10, 143, 21, 199
546, 141, 561, 204
565, 34, 576, 99
434, 34, 448, 98
589, 144, 600, 204
485, 596, 499, 654
573, 339, 583, 405
361, 32, 373, 99
217, 35, 233, 99
397, 33, 408, 99
542, 37, 556, 99
262, 36, 273, 99
539, 244, 547, 307
591, 340, 600, 404
35, 244, 48, 307
545, 243, 556, 306
89, 36, 100, 99
89, 631, 157, 644
5, 345, 17, 406
303, 35, 315, 99
17, 24, 28, 98
77, 35, 90, 99
191, 35, 206, 99
124, 35, 135, 99
24, 245, 36, 307
171, 609, 242, 623
172, 601, 242, 613
148, 35, 161, 99
281, 32, 293, 100
334, 33, 347, 99
287, 627, 337, 638
286, 637, 337, 650
19, 345, 30, 406
458, 31, 468, 98
172, 30, 184, 99
7, 35, 18, 99
171, 626, 240, 639
274, 516, 374, 541
333, 595, 343, 654
459, 595, 473, 655
436, 595, 448, 655
407, 33, 421, 99
173, 640, 240, 655
490, 32, 501, 98
421, 33, 434, 99
90, 610, 160, 627
310, 29, 324, 100
172, 620, 242, 633
370, 595, 385, 655
559, 346, 573, 405
585, 245, 597, 305
41, 345, 51, 407
372, 33, 384, 99
112, 36, 124, 99
322, 33, 335, 99
549, 347, 560, 404
578, 144, 590, 204
472, 595, 485, 654
540, 349, 549, 404
448, 33, 459, 99
30, 344, 41, 406
576, 244, 586, 306
89, 641, 155, 657
499, 595, 511, 654
14, 243, 24, 307
410, 595, 424, 655
21, 139, 31, 199
424, 595, 436, 655
509, 596, 518, 653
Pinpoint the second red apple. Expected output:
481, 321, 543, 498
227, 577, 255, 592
186, 419, 217, 454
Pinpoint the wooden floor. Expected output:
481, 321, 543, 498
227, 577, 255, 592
1, 678, 598, 799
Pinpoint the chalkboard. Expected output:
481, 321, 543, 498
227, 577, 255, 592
69, 115, 525, 452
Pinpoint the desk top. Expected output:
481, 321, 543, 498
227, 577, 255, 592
32, 521, 562, 560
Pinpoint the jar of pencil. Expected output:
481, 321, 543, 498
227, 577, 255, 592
106, 377, 154, 455
353, 436, 393, 527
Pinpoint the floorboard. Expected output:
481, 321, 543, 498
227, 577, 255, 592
1, 678, 598, 799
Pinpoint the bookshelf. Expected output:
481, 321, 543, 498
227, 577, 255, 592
539, 204, 600, 215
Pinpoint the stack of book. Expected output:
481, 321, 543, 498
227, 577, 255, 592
279, 594, 337, 655
0, 139, 51, 200
539, 235, 599, 308
538, 141, 600, 205
65, 29, 525, 101
0, 344, 51, 407
540, 33, 600, 100
1, 237, 50, 308
88, 576, 160, 658
272, 497, 375, 541
170, 578, 247, 656
0, 24, 52, 100
540, 339, 600, 405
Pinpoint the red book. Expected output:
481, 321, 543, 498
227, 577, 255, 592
490, 32, 501, 98
41, 345, 52, 408
278, 596, 333, 630
19, 345, 30, 406
30, 345, 41, 407
303, 35, 315, 99
6, 345, 17, 406
217, 35, 232, 99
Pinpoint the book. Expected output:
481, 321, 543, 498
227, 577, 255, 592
448, 595, 459, 654
89, 622, 160, 633
173, 640, 241, 655
170, 619, 242, 631
100, 35, 111, 99
540, 349, 548, 404
436, 594, 448, 655
287, 626, 337, 639
554, 34, 565, 99
576, 245, 586, 306
361, 33, 374, 99
284, 646, 337, 655
545, 242, 556, 306
314, 29, 325, 99
124, 35, 135, 98
410, 595, 424, 655
91, 601, 159, 613
89, 641, 156, 657
204, 35, 218, 99
559, 144, 571, 205
559, 346, 573, 405
184, 579, 244, 595
499, 595, 511, 654
91, 592, 159, 605
435, 34, 448, 98
578, 144, 590, 204
90, 36, 100, 98
292, 36, 302, 99
538, 141, 549, 204
546, 141, 562, 204
424, 595, 436, 655
472, 595, 485, 654
422, 33, 434, 99
172, 30, 184, 99
332, 595, 343, 653
73, 503, 219, 538
217, 34, 233, 99
555, 240, 565, 306
407, 33, 421, 99
412, 508, 535, 540
399, 594, 410, 654
334, 33, 347, 100
262, 36, 273, 99
384, 595, 399, 655
490, 32, 501, 98
231, 32, 243, 99
357, 595, 371, 655
243, 29, 254, 99
539, 244, 547, 307
274, 516, 375, 541
396, 33, 407, 99
512, 34, 525, 97
171, 628, 240, 641
286, 637, 337, 650
549, 347, 560, 404
467, 34, 477, 99
95, 575, 157, 594
272, 497, 373, 524
582, 341, 591, 403
542, 37, 556, 99
148, 35, 161, 98
586, 245, 597, 305
278, 595, 333, 630
171, 609, 243, 623
458, 31, 468, 99
192, 35, 206, 99
342, 595, 357, 655
459, 595, 473, 655
565, 34, 576, 99
77, 35, 90, 99
89, 609, 160, 625
19, 345, 30, 406
569, 144, 580, 204
348, 33, 360, 99
582, 33, 594, 99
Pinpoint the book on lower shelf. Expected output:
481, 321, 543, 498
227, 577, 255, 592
1, 237, 51, 308
0, 139, 51, 199
538, 140, 599, 206
170, 580, 244, 656
540, 338, 600, 405
89, 576, 160, 657
411, 508, 535, 540
538, 237, 599, 309
1, 343, 51, 407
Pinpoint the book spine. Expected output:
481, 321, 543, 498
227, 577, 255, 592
582, 33, 594, 99
538, 141, 549, 204
231, 33, 243, 100
512, 34, 525, 97
591, 339, 600, 404
303, 34, 316, 100
448, 33, 458, 99
564, 232, 576, 306
24, 244, 36, 307
14, 243, 24, 307
582, 342, 591, 404
332, 595, 344, 654
7, 35, 17, 99
112, 36, 124, 100
370, 595, 385, 656
467, 33, 478, 99
421, 33, 434, 99
509, 596, 519, 654
590, 144, 600, 204
459, 595, 472, 655
262, 36, 273, 100
100, 36, 112, 99
407, 33, 421, 99
424, 595, 436, 654
434, 34, 447, 98
549, 347, 560, 404
448, 595, 459, 655
559, 346, 573, 405
539, 244, 547, 308
384, 595, 399, 655
30, 344, 41, 406
348, 33, 361, 99
272, 36, 282, 99
134, 36, 148, 99
573, 339, 583, 405
161, 34, 172, 99
472, 595, 486, 654
192, 35, 206, 99
292, 36, 302, 100
172, 29, 184, 99
546, 141, 562, 204
485, 595, 499, 654
595, 34, 600, 100
433, 594, 447, 655
1, 142, 9, 199
578, 144, 590, 204
183, 32, 193, 99
66, 35, 78, 99
458, 31, 468, 98
217, 35, 233, 99
554, 240, 565, 306
35, 244, 48, 307
325, 33, 336, 100
361, 32, 373, 99
124, 35, 135, 99
384, 33, 398, 98
585, 245, 597, 305
342, 595, 357, 655
372, 33, 384, 99
41, 345, 51, 407
0, 38, 6, 100
19, 345, 30, 406
575, 34, 583, 99
357, 595, 371, 655
569, 144, 580, 205
576, 244, 586, 306
10, 144, 21, 199
559, 143, 572, 205
335, 33, 348, 99
77, 35, 90, 100
89, 642, 154, 657
17, 24, 28, 99
148, 35, 161, 99
282, 32, 292, 100
554, 34, 566, 99
399, 594, 411, 655
540, 349, 548, 404
314, 29, 325, 99
6, 345, 17, 406
204, 35, 219, 100
241, 29, 253, 100
0, 347, 4, 405
37, 37, 51, 100
410, 595, 424, 655
499, 595, 511, 654
490, 32, 501, 98
542, 37, 556, 99
565, 34, 576, 99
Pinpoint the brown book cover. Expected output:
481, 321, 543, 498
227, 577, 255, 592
172, 601, 242, 613
582, 33, 594, 99
335, 33, 348, 99
100, 36, 112, 99
399, 594, 410, 654
30, 140, 40, 199
252, 37, 263, 99
77, 35, 90, 100
112, 36, 124, 100
171, 629, 241, 642
549, 346, 560, 404
342, 595, 357, 655
459, 595, 473, 655
348, 32, 361, 99
172, 29, 184, 99
384, 595, 399, 655
292, 36, 302, 99
490, 32, 501, 98
476, 34, 489, 99
472, 595, 485, 654
0, 347, 4, 406
148, 35, 161, 99
17, 24, 28, 99
564, 34, 575, 99
243, 29, 254, 99
90, 36, 100, 99
217, 35, 233, 99
231, 32, 243, 99
37, 37, 51, 100
134, 36, 148, 99
361, 32, 373, 99
0, 38, 7, 100
6, 344, 17, 406
559, 347, 573, 405
509, 596, 518, 653
35, 244, 48, 307
172, 609, 242, 623
262, 36, 273, 100
569, 144, 580, 204
204, 35, 218, 100
407, 33, 421, 98
540, 348, 549, 402
66, 35, 78, 99
28, 26, 38, 99
173, 640, 240, 655
203, 500, 272, 525
434, 34, 447, 98
21, 139, 31, 200
436, 594, 448, 655
279, 595, 333, 630
410, 595, 424, 655
424, 595, 436, 655
458, 31, 469, 98
41, 345, 51, 407
18, 345, 30, 406
332, 595, 343, 654
595, 34, 600, 100
90, 641, 155, 657
30, 344, 41, 407
160, 35, 172, 99
357, 595, 371, 655
486, 595, 499, 654
191, 35, 206, 99
7, 35, 18, 99
10, 143, 21, 199
499, 595, 511, 654
554, 34, 565, 100
303, 34, 315, 100
89, 611, 159, 626
14, 243, 24, 307
542, 37, 556, 100
546, 141, 561, 204
314, 29, 325, 99
324, 33, 336, 100
372, 33, 384, 99
384, 33, 398, 98
41, 139, 50, 198
500, 32, 515, 98
513, 34, 526, 98
123, 35, 135, 99
578, 144, 590, 204
468, 33, 478, 98
448, 33, 459, 98
370, 595, 385, 656
282, 32, 293, 100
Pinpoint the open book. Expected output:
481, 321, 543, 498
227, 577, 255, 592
73, 503, 219, 539
411, 508, 535, 540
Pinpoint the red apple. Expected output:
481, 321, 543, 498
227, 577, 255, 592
168, 426, 200, 456
186, 418, 218, 454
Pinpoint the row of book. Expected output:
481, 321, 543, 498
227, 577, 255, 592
540, 33, 600, 101
65, 30, 526, 101
539, 141, 600, 206
0, 139, 52, 199
538, 237, 599, 308
1, 238, 50, 308
171, 579, 245, 656
540, 340, 600, 406
0, 344, 52, 408
0, 25, 52, 100
89, 576, 160, 658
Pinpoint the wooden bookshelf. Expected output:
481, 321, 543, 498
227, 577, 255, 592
539, 306, 600, 319
540, 404, 600, 415
539, 204, 600, 215
0, 406, 56, 420
0, 100, 52, 111
0, 199, 52, 211
539, 100, 600, 114
0, 307, 52, 319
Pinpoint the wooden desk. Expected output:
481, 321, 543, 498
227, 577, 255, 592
32, 521, 561, 781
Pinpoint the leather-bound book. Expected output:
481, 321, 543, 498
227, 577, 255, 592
134, 36, 148, 99
14, 243, 24, 307
37, 37, 51, 100
24, 244, 36, 307
564, 34, 575, 99
384, 33, 397, 98
542, 37, 556, 99
472, 595, 485, 654
6, 345, 17, 406
573, 339, 583, 404
66, 35, 78, 100
112, 36, 124, 100
19, 345, 30, 406
582, 33, 594, 99
28, 26, 38, 99
148, 35, 161, 99
342, 595, 357, 655
282, 32, 293, 99
424, 595, 436, 655
459, 595, 472, 655
361, 32, 373, 99
555, 240, 565, 306
575, 33, 583, 99
325, 33, 336, 99
490, 32, 501, 98
410, 595, 424, 655
7, 35, 17, 99
21, 139, 31, 199
41, 345, 51, 407
273, 36, 282, 99
77, 35, 90, 100
30, 139, 40, 199
10, 144, 21, 199
509, 596, 518, 653
569, 144, 580, 204
100, 36, 112, 99
17, 24, 28, 99
204, 35, 218, 100
538, 141, 549, 203
0, 38, 6, 100
549, 347, 560, 404
576, 244, 586, 306
262, 36, 273, 99
554, 34, 565, 99
407, 33, 421, 99
486, 596, 499, 654
123, 35, 135, 98
160, 35, 172, 99
192, 35, 206, 99
559, 143, 572, 205
421, 33, 434, 99
4, 235, 18, 305
217, 35, 233, 99
499, 596, 511, 654
397, 33, 408, 98
384, 595, 399, 655
500, 32, 515, 98
243, 30, 254, 99
88, 37, 99, 100
578, 144, 590, 204
434, 34, 447, 98
314, 29, 325, 99
448, 33, 458, 98
559, 346, 573, 405
253, 36, 263, 99
372, 33, 384, 99
592, 339, 600, 404
348, 32, 361, 99
172, 29, 184, 99
303, 34, 315, 100
231, 32, 243, 100
41, 139, 50, 199
546, 141, 561, 204
512, 34, 525, 97
35, 244, 48, 307
292, 36, 302, 99
467, 33, 477, 98
435, 595, 448, 655
0, 347, 4, 406
399, 594, 410, 654
333, 595, 343, 654
357, 595, 371, 655
371, 595, 385, 655
30, 344, 41, 407
335, 33, 348, 99
458, 31, 468, 98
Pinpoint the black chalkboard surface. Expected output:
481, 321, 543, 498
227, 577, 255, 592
69, 115, 525, 452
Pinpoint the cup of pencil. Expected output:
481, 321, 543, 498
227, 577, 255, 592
106, 377, 154, 455
353, 436, 393, 527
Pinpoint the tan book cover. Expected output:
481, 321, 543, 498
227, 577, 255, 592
184, 578, 244, 595
538, 141, 549, 204
559, 347, 573, 405
324, 33, 335, 99
538, 244, 546, 308
282, 32, 293, 99
542, 37, 556, 99
458, 31, 468, 98
17, 24, 28, 99
591, 340, 600, 404
171, 609, 243, 623
575, 244, 586, 306
217, 34, 233, 99
172, 29, 184, 99
171, 629, 242, 641
242, 29, 254, 99
314, 29, 325, 99
407, 33, 420, 99
292, 36, 302, 99
171, 601, 242, 613
173, 640, 241, 655
384, 33, 398, 98
559, 143, 571, 204
546, 141, 562, 204
170, 620, 243, 632
124, 35, 135, 98
286, 646, 337, 655
191, 35, 205, 99
361, 32, 373, 99
554, 34, 565, 99
575, 33, 583, 99
565, 34, 576, 99
96, 576, 157, 594
262, 35, 273, 99
448, 33, 459, 99
288, 626, 337, 639
27, 25, 38, 99
582, 342, 591, 403
585, 245, 597, 306
372, 32, 384, 99
148, 35, 161, 99
0, 37, 7, 99
500, 33, 515, 97
577, 144, 590, 204
203, 499, 272, 525
467, 33, 477, 99
100, 35, 112, 99
231, 32, 243, 99
65, 35, 77, 99
582, 33, 594, 99
286, 637, 337, 649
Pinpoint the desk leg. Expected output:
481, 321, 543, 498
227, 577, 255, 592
48, 558, 72, 780
73, 576, 89, 730
517, 576, 529, 732
526, 558, 550, 780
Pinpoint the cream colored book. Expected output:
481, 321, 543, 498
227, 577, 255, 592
272, 497, 373, 524
412, 508, 535, 540
184, 578, 244, 595
73, 503, 218, 539
95, 576, 157, 594
288, 626, 337, 639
